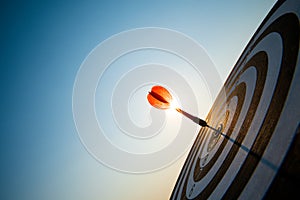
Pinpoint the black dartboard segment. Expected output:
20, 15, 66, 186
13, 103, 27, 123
171, 0, 300, 199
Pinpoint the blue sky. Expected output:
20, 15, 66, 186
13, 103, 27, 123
1, 1, 276, 199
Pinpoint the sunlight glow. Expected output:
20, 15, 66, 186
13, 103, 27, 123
169, 98, 180, 111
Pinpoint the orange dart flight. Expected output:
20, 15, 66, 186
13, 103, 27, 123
147, 85, 173, 109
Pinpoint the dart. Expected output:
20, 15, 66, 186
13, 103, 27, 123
146, 85, 279, 171
147, 85, 209, 128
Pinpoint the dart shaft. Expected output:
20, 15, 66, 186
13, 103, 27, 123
176, 108, 208, 127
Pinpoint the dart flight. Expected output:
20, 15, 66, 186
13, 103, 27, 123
147, 85, 173, 109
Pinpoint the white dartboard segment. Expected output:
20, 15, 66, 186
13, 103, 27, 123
171, 0, 300, 199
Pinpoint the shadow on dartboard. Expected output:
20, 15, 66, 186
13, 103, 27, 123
171, 0, 300, 199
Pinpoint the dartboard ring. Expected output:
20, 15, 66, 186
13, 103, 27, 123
171, 1, 300, 199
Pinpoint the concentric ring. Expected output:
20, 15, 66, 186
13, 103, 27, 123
171, 0, 300, 198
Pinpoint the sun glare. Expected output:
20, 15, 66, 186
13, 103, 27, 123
169, 98, 179, 110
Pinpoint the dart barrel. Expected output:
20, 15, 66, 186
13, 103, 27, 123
171, 0, 300, 199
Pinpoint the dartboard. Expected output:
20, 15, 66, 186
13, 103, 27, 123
171, 0, 300, 199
